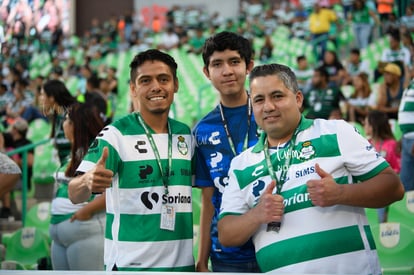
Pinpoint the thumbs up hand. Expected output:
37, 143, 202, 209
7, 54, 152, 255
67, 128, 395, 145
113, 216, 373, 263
85, 147, 114, 193
254, 180, 284, 224
306, 163, 343, 207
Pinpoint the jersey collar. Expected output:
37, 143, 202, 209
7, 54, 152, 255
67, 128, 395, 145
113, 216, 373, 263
252, 115, 313, 153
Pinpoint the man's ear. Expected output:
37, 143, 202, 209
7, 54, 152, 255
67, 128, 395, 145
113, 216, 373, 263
203, 67, 210, 79
174, 78, 179, 93
246, 60, 254, 74
296, 90, 304, 109
130, 82, 137, 98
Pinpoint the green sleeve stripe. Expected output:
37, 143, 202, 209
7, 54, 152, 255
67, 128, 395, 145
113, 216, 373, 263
353, 162, 389, 182
218, 212, 242, 220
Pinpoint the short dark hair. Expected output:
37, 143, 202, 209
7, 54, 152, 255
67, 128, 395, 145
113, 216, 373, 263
129, 49, 178, 83
202, 31, 253, 69
314, 66, 329, 81
350, 48, 360, 55
87, 74, 100, 90
388, 28, 400, 42
296, 55, 306, 63
249, 63, 299, 93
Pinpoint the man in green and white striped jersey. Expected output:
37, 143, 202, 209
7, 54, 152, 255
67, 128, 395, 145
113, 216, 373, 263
68, 49, 195, 272
218, 63, 405, 274
398, 78, 414, 191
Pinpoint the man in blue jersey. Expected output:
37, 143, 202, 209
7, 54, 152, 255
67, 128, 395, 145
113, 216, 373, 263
192, 31, 259, 272
218, 63, 405, 274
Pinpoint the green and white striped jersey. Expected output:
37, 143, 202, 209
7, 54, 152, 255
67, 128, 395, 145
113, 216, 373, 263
220, 117, 388, 274
399, 80, 414, 135
77, 112, 195, 272
51, 161, 92, 224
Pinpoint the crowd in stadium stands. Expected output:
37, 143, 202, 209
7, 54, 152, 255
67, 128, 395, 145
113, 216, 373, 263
0, 0, 413, 232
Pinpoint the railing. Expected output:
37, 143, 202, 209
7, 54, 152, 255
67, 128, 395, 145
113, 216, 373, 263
5, 138, 51, 226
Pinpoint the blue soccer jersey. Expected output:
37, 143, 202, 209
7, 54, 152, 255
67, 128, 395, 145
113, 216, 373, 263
193, 103, 259, 263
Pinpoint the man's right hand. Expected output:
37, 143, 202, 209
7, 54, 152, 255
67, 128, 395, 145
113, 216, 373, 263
86, 147, 114, 193
255, 180, 284, 224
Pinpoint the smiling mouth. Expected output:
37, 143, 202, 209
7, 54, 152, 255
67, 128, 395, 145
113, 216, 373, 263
264, 115, 280, 121
149, 96, 166, 101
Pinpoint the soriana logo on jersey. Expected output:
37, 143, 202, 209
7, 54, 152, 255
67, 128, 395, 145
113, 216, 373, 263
406, 190, 414, 213
379, 223, 400, 248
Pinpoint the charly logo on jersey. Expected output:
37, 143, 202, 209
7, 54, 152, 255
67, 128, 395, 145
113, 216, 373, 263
176, 135, 188, 155
208, 131, 221, 145
97, 126, 110, 137
89, 139, 99, 149
299, 141, 315, 160
210, 152, 223, 168
87, 139, 100, 154
252, 164, 265, 177
213, 176, 229, 193
141, 191, 159, 210
139, 165, 153, 179
135, 140, 148, 153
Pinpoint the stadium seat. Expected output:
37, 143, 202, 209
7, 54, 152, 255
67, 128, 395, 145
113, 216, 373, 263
371, 222, 414, 275
340, 85, 355, 99
365, 207, 379, 226
388, 191, 414, 229
192, 187, 202, 259
192, 187, 201, 226
1, 260, 26, 270
3, 227, 50, 270
348, 121, 366, 137
32, 140, 59, 192
25, 201, 52, 240
65, 76, 80, 96
388, 119, 402, 141
27, 119, 50, 143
